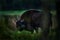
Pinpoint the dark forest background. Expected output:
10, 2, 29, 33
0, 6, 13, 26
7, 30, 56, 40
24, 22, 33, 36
0, 0, 59, 40
0, 0, 56, 10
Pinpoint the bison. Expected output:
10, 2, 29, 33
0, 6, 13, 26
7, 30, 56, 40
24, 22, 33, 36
16, 9, 52, 34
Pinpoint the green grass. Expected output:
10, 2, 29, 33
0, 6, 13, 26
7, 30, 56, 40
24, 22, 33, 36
0, 26, 56, 40
0, 29, 42, 40
12, 30, 42, 40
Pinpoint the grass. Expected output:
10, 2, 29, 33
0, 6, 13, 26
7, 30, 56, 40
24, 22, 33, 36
12, 30, 42, 40
0, 29, 42, 40
0, 26, 56, 40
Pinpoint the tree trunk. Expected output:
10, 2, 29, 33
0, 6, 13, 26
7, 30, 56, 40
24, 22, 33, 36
41, 0, 51, 40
